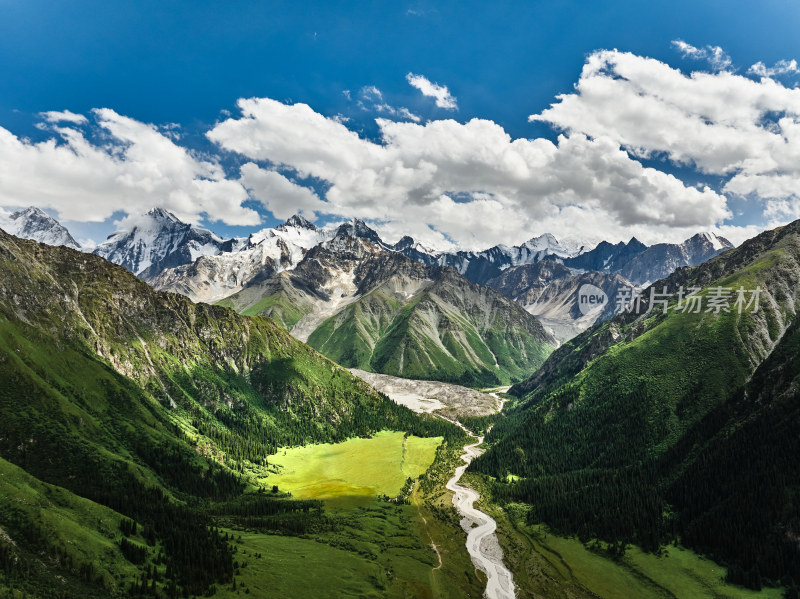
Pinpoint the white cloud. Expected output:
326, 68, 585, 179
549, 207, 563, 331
207, 97, 731, 249
532, 49, 800, 227
239, 163, 326, 219
396, 107, 421, 122
748, 59, 800, 78
355, 85, 421, 122
406, 73, 458, 110
11, 49, 790, 249
38, 110, 88, 124
672, 40, 731, 71
0, 109, 258, 226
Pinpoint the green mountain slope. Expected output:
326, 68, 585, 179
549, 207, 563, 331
664, 304, 800, 590
0, 230, 451, 597
472, 220, 800, 589
221, 235, 556, 387
311, 270, 555, 387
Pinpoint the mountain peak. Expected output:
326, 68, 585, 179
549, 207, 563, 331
281, 214, 317, 230
335, 218, 383, 244
393, 235, 416, 250
525, 233, 559, 246
94, 208, 227, 278
145, 207, 181, 222
687, 231, 733, 251
627, 237, 647, 250
0, 205, 80, 249
14, 206, 49, 219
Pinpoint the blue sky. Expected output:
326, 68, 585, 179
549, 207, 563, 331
2, 1, 800, 248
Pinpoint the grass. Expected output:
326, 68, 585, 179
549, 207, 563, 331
533, 526, 784, 599
215, 436, 485, 599
261, 431, 442, 500
219, 292, 308, 329
214, 532, 388, 599
484, 499, 784, 599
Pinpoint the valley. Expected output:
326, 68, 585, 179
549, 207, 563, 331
0, 213, 792, 598
3, 4, 799, 597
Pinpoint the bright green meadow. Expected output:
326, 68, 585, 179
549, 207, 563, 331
262, 431, 442, 500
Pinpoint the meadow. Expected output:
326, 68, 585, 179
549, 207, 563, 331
261, 431, 442, 500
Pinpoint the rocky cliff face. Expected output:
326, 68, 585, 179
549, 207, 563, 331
561, 237, 648, 272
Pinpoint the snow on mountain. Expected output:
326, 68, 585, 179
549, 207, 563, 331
0, 206, 80, 249
93, 208, 229, 278
137, 210, 733, 316
699, 231, 731, 252
150, 214, 339, 303
395, 233, 590, 285
557, 235, 598, 257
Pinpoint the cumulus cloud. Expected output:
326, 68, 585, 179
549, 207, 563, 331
8, 50, 790, 249
38, 110, 88, 124
207, 96, 730, 248
672, 40, 731, 71
406, 73, 458, 110
0, 109, 258, 225
240, 163, 326, 219
748, 59, 800, 78
532, 49, 800, 227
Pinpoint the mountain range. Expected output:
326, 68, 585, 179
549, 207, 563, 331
0, 207, 734, 348
218, 232, 556, 387
0, 203, 794, 597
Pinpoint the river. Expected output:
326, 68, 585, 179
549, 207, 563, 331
442, 410, 516, 599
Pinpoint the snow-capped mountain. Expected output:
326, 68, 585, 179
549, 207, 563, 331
0, 207, 80, 249
150, 214, 338, 303
395, 232, 591, 285
561, 237, 649, 273
557, 233, 733, 286
618, 232, 734, 285
1, 206, 736, 344
217, 231, 556, 387
92, 208, 231, 278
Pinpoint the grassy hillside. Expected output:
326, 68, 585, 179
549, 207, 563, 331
472, 221, 800, 591
0, 230, 457, 597
306, 270, 555, 388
